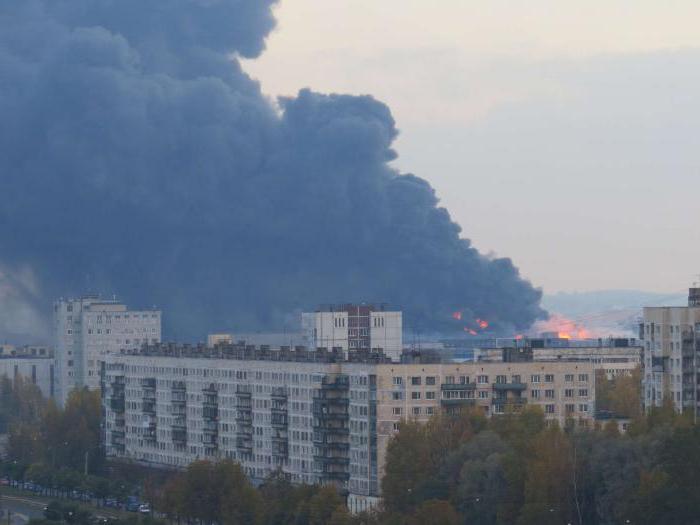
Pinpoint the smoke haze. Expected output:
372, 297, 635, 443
0, 0, 545, 339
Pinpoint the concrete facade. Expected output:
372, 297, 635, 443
0, 354, 55, 398
102, 343, 595, 512
640, 288, 700, 415
302, 305, 402, 362
54, 295, 161, 404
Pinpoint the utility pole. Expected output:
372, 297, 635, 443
84, 450, 89, 476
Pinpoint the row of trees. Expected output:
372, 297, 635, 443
378, 403, 700, 525
147, 460, 351, 525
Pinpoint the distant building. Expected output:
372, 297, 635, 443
302, 304, 402, 361
54, 295, 161, 404
0, 346, 55, 398
475, 339, 642, 380
207, 333, 234, 347
103, 341, 595, 512
640, 287, 700, 415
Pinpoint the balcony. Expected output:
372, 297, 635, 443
320, 376, 350, 390
314, 455, 350, 466
314, 441, 350, 453
441, 383, 477, 391
492, 382, 527, 391
172, 429, 187, 444
142, 402, 156, 415
271, 387, 287, 400
110, 397, 125, 412
141, 378, 157, 389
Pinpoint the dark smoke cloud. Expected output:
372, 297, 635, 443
0, 0, 545, 339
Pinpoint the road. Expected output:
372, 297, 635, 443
0, 493, 46, 525
0, 490, 127, 524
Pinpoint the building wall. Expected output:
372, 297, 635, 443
102, 349, 595, 509
302, 306, 403, 362
54, 296, 161, 404
0, 357, 55, 398
640, 304, 700, 414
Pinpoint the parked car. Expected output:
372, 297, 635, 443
138, 504, 150, 515
103, 498, 118, 508
0, 477, 9, 486
125, 496, 141, 513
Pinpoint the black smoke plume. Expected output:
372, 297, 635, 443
0, 0, 545, 339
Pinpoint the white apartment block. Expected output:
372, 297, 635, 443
640, 288, 700, 414
301, 304, 402, 361
54, 295, 161, 404
103, 343, 595, 512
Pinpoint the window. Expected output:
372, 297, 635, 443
544, 374, 554, 383
578, 374, 589, 382
565, 404, 575, 413
565, 374, 574, 382
478, 390, 489, 399
411, 391, 421, 400
531, 390, 540, 399
426, 407, 434, 415
392, 407, 402, 416
496, 375, 507, 384
393, 377, 403, 386
477, 375, 488, 384
426, 391, 436, 400
531, 374, 541, 383
425, 376, 436, 386
459, 375, 469, 384
579, 404, 588, 412
392, 392, 403, 401
545, 389, 555, 399
412, 407, 421, 416
445, 376, 455, 385
578, 389, 588, 397
392, 423, 400, 432
411, 377, 422, 386
511, 375, 521, 383
545, 404, 555, 414
564, 389, 574, 398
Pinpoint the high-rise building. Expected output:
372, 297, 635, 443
103, 342, 595, 512
640, 287, 700, 415
301, 304, 402, 361
54, 295, 161, 404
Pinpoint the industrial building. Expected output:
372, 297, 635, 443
0, 345, 55, 398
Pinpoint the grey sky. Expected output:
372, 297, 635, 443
244, 1, 700, 294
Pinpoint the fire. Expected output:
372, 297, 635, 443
533, 314, 593, 340
464, 328, 478, 336
476, 318, 489, 329
452, 311, 463, 321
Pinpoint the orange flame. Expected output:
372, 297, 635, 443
452, 311, 462, 321
476, 318, 489, 329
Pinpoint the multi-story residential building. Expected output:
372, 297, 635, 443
103, 343, 595, 512
0, 346, 55, 398
54, 295, 161, 404
301, 304, 402, 361
640, 287, 700, 415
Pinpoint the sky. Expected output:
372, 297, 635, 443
243, 1, 700, 294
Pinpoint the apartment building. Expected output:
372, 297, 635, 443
102, 343, 595, 512
54, 295, 161, 404
640, 288, 700, 414
301, 304, 402, 361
